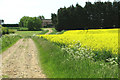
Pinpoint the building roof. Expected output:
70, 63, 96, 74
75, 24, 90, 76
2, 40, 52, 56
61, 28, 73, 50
42, 19, 52, 23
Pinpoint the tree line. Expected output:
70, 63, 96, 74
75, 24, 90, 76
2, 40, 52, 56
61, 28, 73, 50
2, 24, 19, 27
19, 16, 43, 31
52, 1, 120, 31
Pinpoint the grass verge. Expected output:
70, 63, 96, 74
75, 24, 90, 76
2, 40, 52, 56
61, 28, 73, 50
50, 28, 66, 34
33, 37, 118, 78
0, 35, 21, 54
16, 30, 49, 38
39, 30, 49, 34
1, 75, 9, 78
5, 27, 19, 31
16, 31, 42, 37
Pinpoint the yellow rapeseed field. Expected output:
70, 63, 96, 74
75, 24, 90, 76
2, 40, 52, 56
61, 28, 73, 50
38, 28, 118, 54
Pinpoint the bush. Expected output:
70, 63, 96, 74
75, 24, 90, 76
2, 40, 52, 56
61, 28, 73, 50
19, 16, 42, 31
1, 26, 15, 35
27, 17, 42, 31
2, 27, 9, 34
8, 29, 15, 33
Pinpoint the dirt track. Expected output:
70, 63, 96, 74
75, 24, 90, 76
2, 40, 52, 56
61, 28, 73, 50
45, 28, 53, 35
1, 38, 46, 78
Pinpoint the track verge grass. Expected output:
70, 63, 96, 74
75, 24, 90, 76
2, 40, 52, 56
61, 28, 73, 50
0, 35, 21, 54
32, 37, 118, 78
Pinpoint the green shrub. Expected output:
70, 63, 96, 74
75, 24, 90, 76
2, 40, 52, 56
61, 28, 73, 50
19, 16, 42, 31
1, 27, 15, 35
8, 29, 15, 33
2, 27, 9, 34
27, 17, 42, 31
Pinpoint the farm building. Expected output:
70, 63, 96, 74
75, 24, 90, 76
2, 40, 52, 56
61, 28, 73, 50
42, 19, 53, 27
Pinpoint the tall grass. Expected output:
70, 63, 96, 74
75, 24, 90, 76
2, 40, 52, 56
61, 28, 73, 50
0, 34, 21, 53
33, 37, 118, 78
1, 27, 15, 35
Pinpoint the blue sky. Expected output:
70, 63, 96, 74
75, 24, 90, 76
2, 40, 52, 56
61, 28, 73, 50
0, 0, 114, 24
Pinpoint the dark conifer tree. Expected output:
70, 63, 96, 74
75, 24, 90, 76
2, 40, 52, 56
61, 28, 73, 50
52, 1, 120, 31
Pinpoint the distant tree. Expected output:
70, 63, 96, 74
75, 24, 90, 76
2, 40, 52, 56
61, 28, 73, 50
27, 17, 42, 31
84, 2, 96, 28
51, 13, 57, 26
19, 16, 42, 31
19, 16, 29, 27
56, 7, 69, 31
118, 1, 120, 28
112, 1, 119, 27
38, 15, 45, 20
2, 20, 4, 23
2, 24, 19, 27
75, 3, 86, 29
54, 1, 119, 31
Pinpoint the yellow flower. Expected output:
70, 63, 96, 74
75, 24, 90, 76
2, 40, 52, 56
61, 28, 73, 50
38, 28, 118, 54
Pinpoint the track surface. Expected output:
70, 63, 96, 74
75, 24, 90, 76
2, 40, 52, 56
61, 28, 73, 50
45, 28, 53, 35
1, 38, 46, 78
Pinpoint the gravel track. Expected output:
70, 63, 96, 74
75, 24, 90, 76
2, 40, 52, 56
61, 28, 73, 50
1, 38, 46, 78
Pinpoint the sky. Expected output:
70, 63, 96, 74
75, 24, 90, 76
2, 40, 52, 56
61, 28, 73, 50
0, 0, 114, 24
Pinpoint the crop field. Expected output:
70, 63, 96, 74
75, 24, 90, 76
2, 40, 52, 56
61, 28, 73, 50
38, 28, 119, 67
38, 28, 118, 54
35, 28, 119, 78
